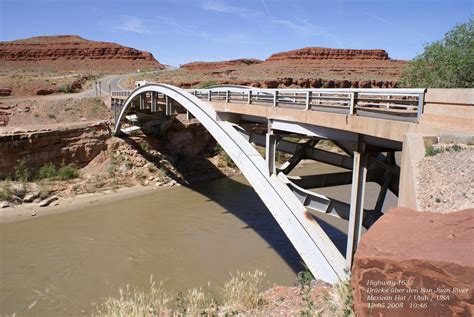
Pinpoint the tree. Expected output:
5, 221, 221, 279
401, 18, 473, 88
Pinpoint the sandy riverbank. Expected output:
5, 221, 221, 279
0, 184, 174, 224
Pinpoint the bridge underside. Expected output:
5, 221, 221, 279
111, 85, 404, 284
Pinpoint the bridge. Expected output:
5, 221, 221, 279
110, 84, 473, 284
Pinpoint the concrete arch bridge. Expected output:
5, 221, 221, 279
111, 83, 473, 284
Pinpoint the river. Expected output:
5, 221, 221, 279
0, 164, 396, 316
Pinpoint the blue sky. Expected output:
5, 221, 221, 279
1, 0, 472, 66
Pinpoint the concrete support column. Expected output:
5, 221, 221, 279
266, 133, 279, 176
139, 93, 145, 110
165, 96, 173, 115
346, 143, 368, 268
151, 92, 157, 112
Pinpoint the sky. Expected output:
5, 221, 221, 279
0, 0, 472, 66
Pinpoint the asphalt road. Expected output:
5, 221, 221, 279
84, 73, 133, 97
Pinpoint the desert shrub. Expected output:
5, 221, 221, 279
426, 144, 464, 156
57, 164, 79, 180
195, 80, 219, 89
60, 83, 72, 93
214, 145, 236, 168
320, 278, 354, 317
297, 271, 315, 316
0, 182, 12, 201
425, 145, 445, 156
38, 162, 57, 179
37, 162, 79, 180
401, 18, 473, 88
14, 159, 31, 182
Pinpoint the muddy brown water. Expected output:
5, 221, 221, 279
0, 164, 396, 316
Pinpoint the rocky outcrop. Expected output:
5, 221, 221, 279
352, 208, 474, 317
0, 88, 12, 96
266, 47, 390, 61
0, 121, 110, 178
181, 58, 263, 72
175, 78, 398, 89
36, 88, 56, 95
0, 35, 164, 72
164, 120, 216, 158
0, 102, 12, 126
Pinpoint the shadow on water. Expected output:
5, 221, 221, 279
168, 154, 350, 274
122, 126, 352, 274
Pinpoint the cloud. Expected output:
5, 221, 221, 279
360, 10, 393, 25
270, 18, 345, 47
116, 16, 150, 34
198, 0, 263, 17
261, 0, 271, 17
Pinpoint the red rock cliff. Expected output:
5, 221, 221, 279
0, 35, 164, 72
181, 58, 263, 72
266, 47, 390, 61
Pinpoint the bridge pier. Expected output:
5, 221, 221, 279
151, 92, 157, 112
346, 143, 368, 268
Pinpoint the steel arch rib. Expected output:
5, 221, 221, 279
114, 84, 346, 283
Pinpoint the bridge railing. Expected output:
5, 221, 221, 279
111, 90, 132, 97
193, 88, 426, 122
111, 87, 426, 123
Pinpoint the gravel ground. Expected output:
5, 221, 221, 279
417, 146, 474, 212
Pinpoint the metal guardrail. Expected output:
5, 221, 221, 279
192, 87, 426, 122
111, 87, 426, 123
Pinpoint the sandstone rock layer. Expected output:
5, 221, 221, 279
266, 47, 390, 61
0, 35, 164, 72
0, 121, 110, 177
352, 207, 474, 317
181, 58, 263, 72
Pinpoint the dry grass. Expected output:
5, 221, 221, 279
94, 270, 266, 316
221, 270, 266, 311
319, 278, 354, 317
94, 276, 171, 317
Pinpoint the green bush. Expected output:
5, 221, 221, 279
14, 159, 31, 182
60, 83, 72, 93
425, 144, 463, 156
401, 19, 473, 88
38, 162, 57, 179
0, 183, 12, 201
36, 162, 79, 180
57, 164, 79, 180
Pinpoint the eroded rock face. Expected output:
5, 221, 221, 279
0, 121, 110, 178
266, 47, 390, 61
164, 121, 216, 158
181, 58, 263, 72
0, 88, 12, 96
352, 208, 474, 317
0, 35, 164, 72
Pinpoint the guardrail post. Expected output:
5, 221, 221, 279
349, 92, 358, 115
226, 90, 230, 103
416, 92, 425, 123
208, 90, 212, 102
305, 91, 312, 110
248, 90, 252, 104
273, 91, 279, 107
